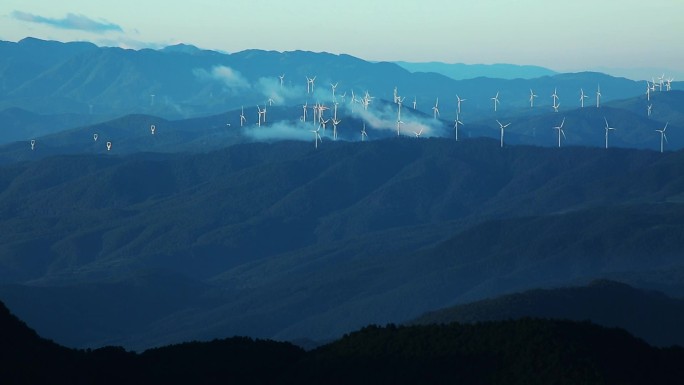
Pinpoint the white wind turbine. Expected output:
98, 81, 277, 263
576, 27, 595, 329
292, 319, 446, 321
361, 123, 368, 142
648, 104, 653, 117
267, 98, 274, 106
93, 133, 98, 141
306, 76, 316, 94
552, 88, 560, 112
529, 89, 537, 108
552, 117, 566, 148
412, 96, 417, 110
413, 127, 424, 138
310, 127, 322, 149
279, 74, 285, 88
496, 120, 511, 148
240, 106, 247, 127
646, 81, 651, 101
656, 122, 668, 153
580, 89, 588, 108
30, 139, 35, 150
596, 84, 601, 108
330, 82, 338, 101
456, 95, 466, 114
603, 117, 615, 149
150, 124, 156, 135
332, 118, 341, 140
256, 105, 266, 127
491, 91, 500, 112
454, 113, 463, 141
397, 96, 405, 121
666, 77, 673, 91
396, 119, 404, 136
432, 97, 440, 119
393, 86, 399, 104
301, 102, 308, 122
320, 118, 330, 131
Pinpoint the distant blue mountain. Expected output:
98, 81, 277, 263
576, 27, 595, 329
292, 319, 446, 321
395, 61, 558, 80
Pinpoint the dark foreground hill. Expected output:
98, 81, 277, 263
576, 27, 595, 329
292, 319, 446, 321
2, 300, 683, 385
1, 138, 684, 349
412, 280, 684, 347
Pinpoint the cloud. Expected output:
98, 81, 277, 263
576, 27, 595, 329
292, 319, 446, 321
242, 121, 313, 142
12, 11, 123, 33
255, 76, 304, 105
194, 65, 251, 92
354, 101, 444, 138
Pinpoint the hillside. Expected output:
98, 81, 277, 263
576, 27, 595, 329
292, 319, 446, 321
0, 138, 683, 348
2, 300, 683, 385
411, 280, 684, 347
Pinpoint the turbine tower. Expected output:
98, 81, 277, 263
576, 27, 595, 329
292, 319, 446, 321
656, 122, 668, 153
496, 120, 511, 148
240, 106, 246, 127
310, 127, 322, 149
603, 117, 615, 149
596, 84, 602, 108
553, 117, 566, 148
580, 89, 588, 108
432, 98, 440, 119
529, 89, 537, 108
491, 91, 500, 112
454, 113, 463, 141
456, 95, 466, 114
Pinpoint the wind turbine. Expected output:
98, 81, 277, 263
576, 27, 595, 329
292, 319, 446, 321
320, 118, 330, 131
396, 119, 404, 136
596, 84, 601, 108
267, 98, 274, 106
648, 104, 653, 117
454, 113, 463, 141
330, 82, 338, 101
279, 74, 285, 88
310, 127, 322, 149
529, 89, 537, 108
432, 97, 440, 119
656, 122, 668, 153
413, 127, 424, 138
456, 95, 466, 114
240, 106, 246, 127
306, 76, 316, 94
666, 77, 673, 91
580, 89, 588, 108
552, 117, 566, 148
301, 102, 307, 122
30, 139, 35, 150
491, 91, 500, 112
361, 123, 368, 142
332, 118, 341, 140
93, 133, 98, 141
603, 117, 615, 149
150, 124, 156, 135
496, 120, 511, 148
552, 88, 559, 106
646, 81, 651, 101
412, 96, 417, 110
553, 102, 560, 113
397, 96, 405, 121
256, 105, 266, 127
106, 141, 112, 151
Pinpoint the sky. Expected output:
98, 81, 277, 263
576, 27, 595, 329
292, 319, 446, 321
1, 0, 682, 77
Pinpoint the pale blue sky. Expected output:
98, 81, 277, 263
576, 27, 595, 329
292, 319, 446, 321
1, 0, 682, 75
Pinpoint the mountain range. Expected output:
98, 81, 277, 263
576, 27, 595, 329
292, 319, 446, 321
1, 137, 683, 349
2, 299, 683, 384
1, 37, 684, 353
